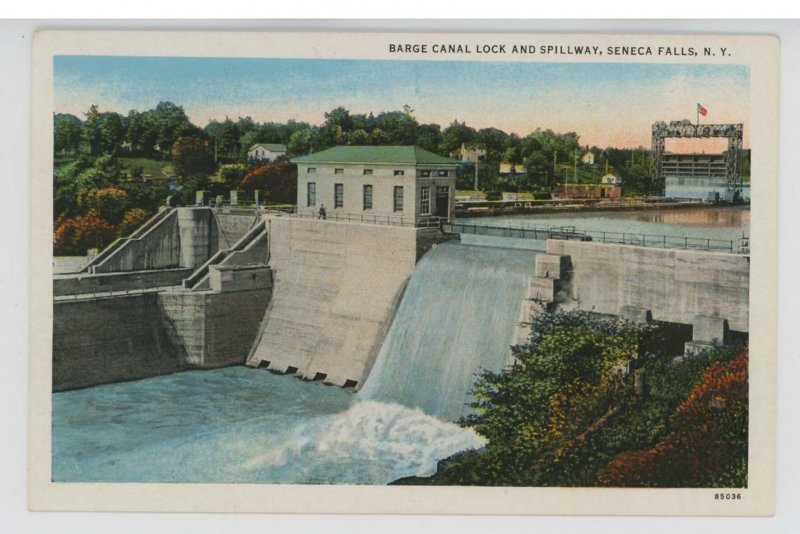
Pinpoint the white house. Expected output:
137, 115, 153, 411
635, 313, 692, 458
581, 151, 596, 165
601, 173, 622, 186
292, 146, 459, 225
453, 143, 486, 163
248, 143, 288, 162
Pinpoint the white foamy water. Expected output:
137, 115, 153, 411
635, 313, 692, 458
243, 400, 485, 484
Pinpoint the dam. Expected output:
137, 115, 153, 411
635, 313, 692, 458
51, 202, 750, 483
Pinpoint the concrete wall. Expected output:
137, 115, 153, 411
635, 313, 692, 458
178, 208, 220, 269
545, 239, 749, 333
247, 216, 419, 388
92, 209, 181, 273
159, 281, 272, 368
53, 293, 188, 391
214, 211, 261, 249
54, 268, 192, 296
88, 208, 248, 274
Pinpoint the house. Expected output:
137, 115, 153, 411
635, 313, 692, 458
291, 146, 459, 225
453, 143, 486, 163
581, 151, 595, 165
601, 173, 622, 186
247, 143, 288, 162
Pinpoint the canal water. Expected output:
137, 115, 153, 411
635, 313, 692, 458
52, 206, 748, 484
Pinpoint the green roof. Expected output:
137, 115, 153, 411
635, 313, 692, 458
291, 146, 459, 166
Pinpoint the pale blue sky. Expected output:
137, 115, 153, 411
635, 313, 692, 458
54, 56, 750, 149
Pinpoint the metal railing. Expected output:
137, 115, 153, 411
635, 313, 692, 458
446, 221, 749, 254
293, 209, 445, 228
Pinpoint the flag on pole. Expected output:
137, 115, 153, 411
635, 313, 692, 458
697, 103, 708, 116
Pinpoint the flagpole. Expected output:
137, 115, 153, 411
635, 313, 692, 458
696, 103, 699, 127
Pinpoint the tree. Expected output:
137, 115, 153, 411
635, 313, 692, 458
239, 161, 298, 204
439, 120, 477, 156
117, 208, 150, 237
54, 113, 83, 155
415, 123, 442, 153
83, 105, 126, 156
599, 351, 748, 487
151, 101, 201, 157
76, 187, 129, 225
287, 128, 316, 156
171, 136, 216, 183
54, 209, 117, 256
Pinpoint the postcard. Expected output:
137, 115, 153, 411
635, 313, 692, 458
29, 29, 778, 515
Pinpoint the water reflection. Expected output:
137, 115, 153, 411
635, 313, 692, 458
629, 207, 749, 228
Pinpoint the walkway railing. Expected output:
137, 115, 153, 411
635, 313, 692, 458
293, 209, 444, 228
446, 222, 749, 254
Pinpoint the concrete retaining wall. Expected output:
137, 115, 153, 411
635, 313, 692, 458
53, 293, 188, 391
545, 239, 749, 333
247, 216, 419, 388
92, 209, 181, 273
54, 268, 192, 296
214, 211, 261, 249
159, 281, 272, 368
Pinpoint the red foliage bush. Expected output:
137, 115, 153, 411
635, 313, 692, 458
599, 351, 748, 487
240, 161, 297, 204
53, 209, 117, 256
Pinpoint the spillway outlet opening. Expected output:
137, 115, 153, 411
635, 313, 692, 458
312, 372, 328, 382
285, 366, 299, 375
257, 360, 270, 369
343, 379, 358, 389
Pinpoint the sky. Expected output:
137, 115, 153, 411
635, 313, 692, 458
54, 56, 750, 150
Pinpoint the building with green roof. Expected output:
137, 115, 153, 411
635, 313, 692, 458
292, 146, 459, 225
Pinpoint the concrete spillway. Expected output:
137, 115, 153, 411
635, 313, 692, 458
246, 217, 420, 388
359, 242, 537, 421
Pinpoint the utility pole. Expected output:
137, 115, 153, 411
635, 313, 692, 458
573, 150, 578, 184
553, 151, 557, 174
473, 158, 479, 191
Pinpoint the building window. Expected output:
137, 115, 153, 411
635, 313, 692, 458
307, 182, 316, 207
393, 186, 404, 212
363, 169, 373, 175
307, 167, 316, 174
334, 183, 344, 209
438, 170, 449, 177
420, 186, 430, 215
334, 168, 344, 174
420, 170, 431, 177
363, 184, 373, 210
394, 170, 404, 176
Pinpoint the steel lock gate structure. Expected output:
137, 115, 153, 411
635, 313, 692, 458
652, 120, 744, 200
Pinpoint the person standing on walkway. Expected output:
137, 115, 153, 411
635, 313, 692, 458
318, 204, 327, 220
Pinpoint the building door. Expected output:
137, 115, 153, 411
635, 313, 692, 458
435, 186, 449, 219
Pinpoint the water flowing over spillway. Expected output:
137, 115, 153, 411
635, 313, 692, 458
360, 242, 538, 421
52, 241, 539, 484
